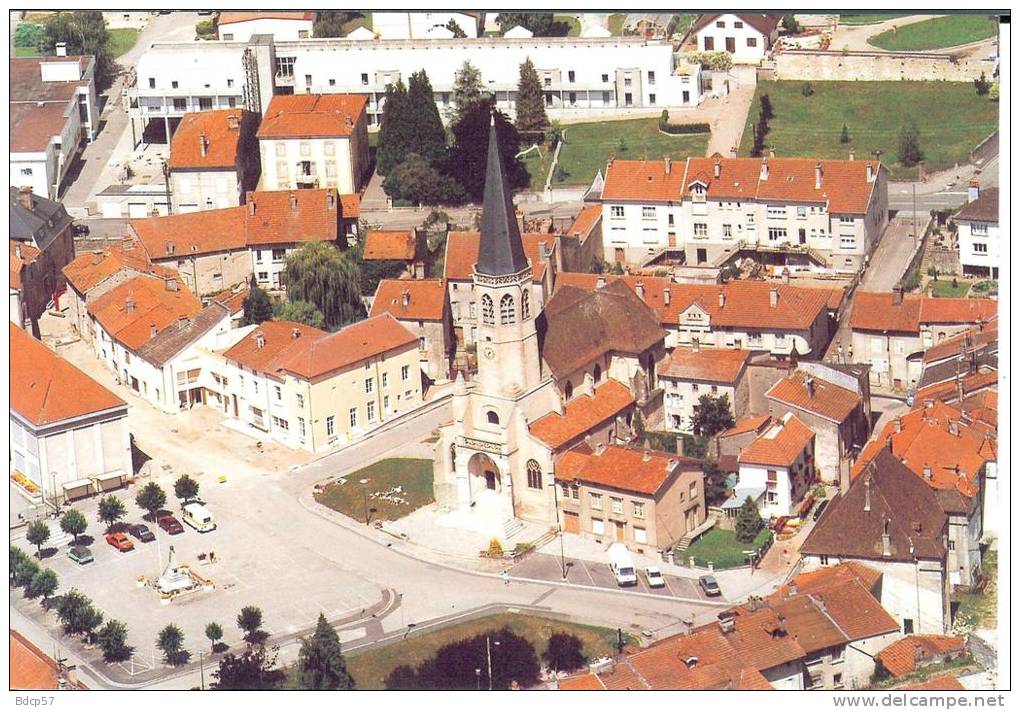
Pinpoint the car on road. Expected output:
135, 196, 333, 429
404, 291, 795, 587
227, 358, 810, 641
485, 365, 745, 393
644, 567, 666, 589
128, 523, 155, 542
73, 223, 90, 237
813, 499, 830, 522
699, 574, 721, 597
105, 532, 135, 552
67, 546, 94, 565
158, 515, 184, 535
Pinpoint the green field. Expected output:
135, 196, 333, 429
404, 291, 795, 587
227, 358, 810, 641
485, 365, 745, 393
740, 81, 998, 179
685, 527, 771, 569
928, 278, 973, 298
346, 613, 627, 689
313, 458, 433, 522
868, 14, 997, 51
14, 45, 42, 57
839, 14, 908, 26
109, 28, 139, 58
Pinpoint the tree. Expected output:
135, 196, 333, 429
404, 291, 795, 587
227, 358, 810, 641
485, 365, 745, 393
898, 122, 923, 167
135, 482, 167, 522
97, 495, 126, 531
376, 80, 410, 176
496, 13, 570, 37
212, 644, 285, 689
406, 70, 448, 167
989, 81, 999, 101
242, 275, 273, 326
445, 98, 528, 202
781, 15, 801, 34
632, 410, 646, 444
97, 619, 133, 662
14, 558, 40, 588
173, 474, 200, 505
840, 122, 851, 144
801, 82, 814, 97
237, 605, 267, 645
445, 18, 467, 38
10, 544, 28, 584
701, 459, 730, 507
450, 61, 485, 122
57, 589, 103, 640
542, 633, 586, 672
60, 509, 87, 546
313, 11, 362, 37
283, 242, 365, 330
157, 623, 188, 665
382, 153, 465, 206
760, 93, 775, 121
690, 394, 736, 438
30, 569, 59, 608
206, 621, 224, 651
974, 71, 990, 96
297, 613, 355, 689
14, 21, 44, 50
41, 12, 116, 91
735, 496, 764, 544
515, 58, 549, 145
272, 299, 326, 329
26, 520, 51, 558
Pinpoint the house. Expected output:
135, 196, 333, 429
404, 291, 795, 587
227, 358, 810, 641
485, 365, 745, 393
372, 11, 482, 39
661, 345, 750, 433
559, 204, 603, 273
168, 108, 260, 212
217, 315, 424, 452
10, 53, 98, 199
691, 14, 782, 63
800, 448, 952, 634
765, 370, 868, 482
10, 240, 40, 328
362, 229, 426, 279
554, 444, 705, 552
914, 322, 998, 407
735, 412, 815, 518
853, 401, 995, 585
875, 635, 967, 679
216, 11, 316, 41
256, 94, 370, 194
954, 185, 998, 278
10, 187, 76, 331
601, 158, 686, 264
369, 279, 454, 383
10, 323, 131, 504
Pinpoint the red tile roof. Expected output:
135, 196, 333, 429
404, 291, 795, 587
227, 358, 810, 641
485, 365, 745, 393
557, 673, 606, 690
272, 313, 417, 379
919, 297, 997, 325
363, 230, 416, 261
218, 11, 316, 24
767, 370, 862, 423
221, 320, 326, 373
662, 346, 749, 383
556, 444, 699, 496
851, 293, 997, 333
877, 636, 966, 677
785, 560, 883, 597
444, 231, 552, 281
10, 323, 126, 427
62, 243, 175, 295
10, 239, 40, 289
257, 94, 367, 139
168, 108, 249, 170
340, 193, 360, 218
211, 286, 248, 315
86, 275, 203, 351
738, 414, 814, 468
10, 630, 87, 690
132, 206, 247, 258
899, 675, 965, 691
244, 189, 340, 246
718, 414, 772, 439
567, 204, 601, 243
370, 279, 447, 321
529, 379, 634, 450
922, 319, 997, 364
603, 159, 685, 202
914, 370, 998, 407
777, 569, 899, 643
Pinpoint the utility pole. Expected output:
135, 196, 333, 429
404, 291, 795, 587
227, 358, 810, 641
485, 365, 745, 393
486, 636, 493, 691
912, 182, 918, 243
199, 650, 205, 690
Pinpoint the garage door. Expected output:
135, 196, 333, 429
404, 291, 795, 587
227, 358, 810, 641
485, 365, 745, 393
127, 202, 149, 218
563, 511, 580, 534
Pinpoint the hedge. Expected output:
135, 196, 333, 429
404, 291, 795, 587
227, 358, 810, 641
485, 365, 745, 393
658, 121, 711, 135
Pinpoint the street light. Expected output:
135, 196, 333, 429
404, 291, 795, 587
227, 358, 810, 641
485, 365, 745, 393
359, 479, 374, 525
486, 637, 500, 691
550, 479, 567, 580
475, 667, 481, 691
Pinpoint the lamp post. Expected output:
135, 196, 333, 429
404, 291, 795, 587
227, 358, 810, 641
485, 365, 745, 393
486, 637, 499, 691
359, 478, 370, 525
475, 667, 481, 691
551, 479, 567, 580
198, 649, 205, 690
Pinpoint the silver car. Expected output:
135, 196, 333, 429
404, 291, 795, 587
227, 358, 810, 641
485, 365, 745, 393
644, 567, 666, 588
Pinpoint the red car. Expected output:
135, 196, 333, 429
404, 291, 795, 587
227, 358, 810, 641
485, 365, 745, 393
105, 532, 135, 552
158, 515, 184, 535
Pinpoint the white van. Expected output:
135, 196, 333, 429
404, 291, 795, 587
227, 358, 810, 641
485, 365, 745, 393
607, 543, 637, 586
182, 502, 216, 533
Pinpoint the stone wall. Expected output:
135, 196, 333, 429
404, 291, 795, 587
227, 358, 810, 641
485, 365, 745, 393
775, 50, 987, 82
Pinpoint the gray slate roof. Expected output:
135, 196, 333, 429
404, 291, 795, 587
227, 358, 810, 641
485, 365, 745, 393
955, 188, 998, 223
137, 301, 229, 367
10, 187, 72, 251
475, 121, 529, 277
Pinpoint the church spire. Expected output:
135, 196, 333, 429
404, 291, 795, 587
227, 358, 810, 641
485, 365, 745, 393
475, 117, 529, 277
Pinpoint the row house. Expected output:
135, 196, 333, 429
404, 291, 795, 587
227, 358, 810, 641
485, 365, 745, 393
734, 412, 815, 518
10, 187, 76, 332
216, 315, 424, 453
914, 319, 998, 407
369, 279, 455, 383
954, 185, 999, 278
601, 156, 889, 272
659, 344, 750, 433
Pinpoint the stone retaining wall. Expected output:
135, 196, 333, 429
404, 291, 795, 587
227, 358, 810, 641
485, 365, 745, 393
775, 49, 987, 82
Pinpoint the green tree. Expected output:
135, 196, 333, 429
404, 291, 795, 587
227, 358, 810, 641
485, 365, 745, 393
781, 15, 801, 34
406, 70, 448, 167
496, 13, 570, 36
135, 482, 167, 522
14, 22, 44, 49
376, 80, 410, 176
445, 98, 528, 202
542, 633, 586, 672
701, 459, 730, 507
237, 605, 267, 645
382, 153, 465, 206
10, 544, 28, 584
14, 558, 40, 588
735, 496, 764, 544
41, 12, 117, 90
989, 81, 999, 101
610, 261, 625, 275
632, 411, 646, 443
898, 121, 923, 167
97, 495, 126, 531
450, 60, 485, 122
97, 619, 133, 662
272, 299, 326, 329
515, 58, 549, 145
283, 242, 365, 330
212, 644, 284, 689
173, 474, 200, 505
840, 122, 851, 144
242, 275, 273, 326
60, 509, 88, 545
57, 589, 103, 640
690, 394, 736, 437
347, 241, 408, 296
313, 11, 362, 37
157, 623, 188, 665
760, 93, 775, 121
445, 18, 467, 38
26, 520, 51, 558
297, 613, 355, 689
30, 569, 59, 608
974, 71, 990, 96
206, 621, 224, 651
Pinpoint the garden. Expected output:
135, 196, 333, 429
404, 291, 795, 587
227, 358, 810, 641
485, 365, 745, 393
684, 527, 772, 570
868, 14, 997, 51
313, 458, 435, 523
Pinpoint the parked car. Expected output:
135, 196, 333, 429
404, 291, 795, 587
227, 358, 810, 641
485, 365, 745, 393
607, 543, 637, 586
128, 523, 156, 542
72, 223, 90, 237
158, 515, 184, 535
699, 574, 721, 597
105, 532, 135, 552
67, 546, 94, 565
182, 502, 216, 533
813, 499, 830, 522
644, 567, 666, 589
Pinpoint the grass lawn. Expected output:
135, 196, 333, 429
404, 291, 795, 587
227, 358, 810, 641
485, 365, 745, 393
839, 13, 909, 25
927, 278, 973, 298
553, 118, 708, 187
554, 14, 580, 37
313, 458, 433, 522
108, 28, 140, 58
14, 45, 42, 57
522, 145, 555, 191
346, 612, 627, 688
685, 527, 771, 569
868, 14, 997, 51
952, 548, 997, 631
343, 13, 372, 35
739, 80, 998, 179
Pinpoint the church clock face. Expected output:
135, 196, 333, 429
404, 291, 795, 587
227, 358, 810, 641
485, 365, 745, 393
483, 347, 496, 360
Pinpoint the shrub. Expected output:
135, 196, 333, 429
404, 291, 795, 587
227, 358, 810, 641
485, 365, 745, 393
658, 120, 711, 135
687, 50, 733, 71
543, 633, 586, 672
802, 82, 814, 96
487, 538, 504, 557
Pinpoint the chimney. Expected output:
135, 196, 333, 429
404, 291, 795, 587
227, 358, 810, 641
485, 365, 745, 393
125, 296, 135, 313
177, 316, 189, 330
848, 149, 855, 161
881, 517, 891, 557
692, 337, 700, 353
291, 327, 301, 339
717, 610, 736, 634
539, 241, 549, 262
663, 287, 671, 306
226, 112, 239, 130
255, 332, 265, 349
635, 281, 645, 300
768, 147, 776, 159
345, 115, 354, 130
55, 42, 67, 56
683, 656, 698, 670
815, 162, 823, 189
967, 180, 980, 203
595, 442, 606, 455
892, 286, 903, 305
607, 156, 615, 170
199, 132, 208, 158
866, 162, 875, 182
788, 580, 798, 596
769, 287, 779, 308
14, 244, 22, 260
864, 478, 871, 512
91, 250, 102, 265
642, 449, 652, 462
760, 159, 769, 181
894, 417, 902, 433
596, 276, 606, 289
718, 291, 726, 308
149, 322, 156, 338
915, 644, 925, 663
326, 190, 336, 211
713, 160, 721, 178
949, 419, 960, 437
248, 198, 257, 216
781, 267, 790, 284
289, 191, 298, 210
18, 186, 33, 211
401, 289, 410, 308
664, 157, 672, 175
805, 377, 815, 397
923, 464, 932, 481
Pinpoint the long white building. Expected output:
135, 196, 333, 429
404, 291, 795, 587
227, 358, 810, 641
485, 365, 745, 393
127, 35, 702, 139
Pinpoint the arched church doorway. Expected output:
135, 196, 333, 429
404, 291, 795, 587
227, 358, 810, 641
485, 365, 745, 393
468, 452, 501, 495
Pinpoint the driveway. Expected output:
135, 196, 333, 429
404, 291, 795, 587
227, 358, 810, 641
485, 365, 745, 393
829, 15, 943, 52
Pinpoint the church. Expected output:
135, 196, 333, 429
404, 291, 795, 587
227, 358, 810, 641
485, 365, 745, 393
434, 120, 707, 549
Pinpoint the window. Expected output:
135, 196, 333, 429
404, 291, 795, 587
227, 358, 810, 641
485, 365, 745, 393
521, 290, 530, 320
564, 381, 573, 400
171, 80, 179, 89
382, 372, 388, 388
648, 71, 655, 84
797, 206, 807, 218
367, 401, 376, 422
839, 215, 855, 224
199, 97, 213, 110
20, 168, 32, 177
704, 36, 714, 50
349, 407, 357, 427
568, 70, 575, 83
304, 74, 312, 85
722, 224, 732, 238
767, 205, 787, 218
694, 223, 708, 237
364, 378, 373, 393
499, 294, 515, 324
590, 493, 603, 511
948, 539, 956, 551
642, 206, 657, 220
903, 618, 914, 634
228, 97, 237, 108
481, 294, 494, 324
486, 410, 500, 425
272, 248, 286, 262
840, 236, 856, 249
272, 416, 289, 431
747, 36, 757, 47
543, 76, 551, 87
592, 519, 605, 536
572, 486, 579, 500
326, 416, 335, 437
173, 98, 186, 111
227, 78, 234, 87
716, 20, 725, 27
819, 554, 830, 566
610, 205, 625, 219
526, 460, 542, 489
223, 33, 234, 40
768, 227, 788, 241
274, 385, 282, 401
418, 336, 426, 351
735, 21, 744, 28
634, 527, 647, 544
601, 73, 609, 82
148, 77, 155, 88
623, 77, 631, 87
401, 365, 410, 381
276, 56, 296, 78
296, 393, 304, 408
324, 142, 336, 156
973, 243, 988, 254
649, 94, 656, 106
971, 222, 989, 236
633, 501, 645, 518
300, 141, 311, 157
383, 395, 390, 412
689, 481, 697, 499
610, 497, 623, 514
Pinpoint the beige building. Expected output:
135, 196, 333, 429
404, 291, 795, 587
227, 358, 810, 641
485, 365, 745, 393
660, 345, 750, 433
369, 279, 454, 384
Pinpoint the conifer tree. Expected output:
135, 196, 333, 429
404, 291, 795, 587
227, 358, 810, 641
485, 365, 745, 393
376, 80, 410, 175
515, 58, 549, 145
406, 70, 448, 166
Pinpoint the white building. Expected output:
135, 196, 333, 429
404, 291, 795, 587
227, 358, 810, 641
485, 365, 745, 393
954, 185, 999, 278
690, 14, 781, 64
216, 11, 316, 42
372, 12, 482, 39
660, 345, 750, 432
735, 413, 815, 518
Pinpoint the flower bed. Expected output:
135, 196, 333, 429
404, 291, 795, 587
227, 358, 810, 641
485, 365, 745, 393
10, 471, 41, 496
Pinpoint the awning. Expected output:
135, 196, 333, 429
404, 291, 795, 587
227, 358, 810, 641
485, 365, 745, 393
62, 478, 94, 491
94, 471, 125, 482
